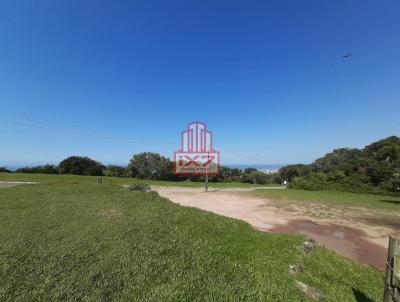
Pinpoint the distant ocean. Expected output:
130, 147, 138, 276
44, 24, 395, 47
1, 164, 33, 171
225, 164, 284, 171
0, 163, 58, 171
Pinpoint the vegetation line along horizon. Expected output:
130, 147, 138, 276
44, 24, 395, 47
2, 135, 399, 195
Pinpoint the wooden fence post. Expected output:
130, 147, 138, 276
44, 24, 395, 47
383, 235, 400, 302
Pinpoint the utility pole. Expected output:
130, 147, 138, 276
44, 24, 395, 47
205, 151, 209, 191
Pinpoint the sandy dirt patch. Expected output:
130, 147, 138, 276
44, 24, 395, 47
0, 181, 38, 188
154, 186, 398, 269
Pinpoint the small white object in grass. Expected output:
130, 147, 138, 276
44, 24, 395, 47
295, 281, 323, 300
0, 181, 38, 184
289, 264, 304, 274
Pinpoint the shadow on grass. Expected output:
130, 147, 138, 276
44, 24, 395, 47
380, 199, 400, 205
352, 288, 373, 302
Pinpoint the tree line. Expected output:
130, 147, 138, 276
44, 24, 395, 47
280, 136, 400, 194
0, 154, 279, 185
2, 136, 399, 193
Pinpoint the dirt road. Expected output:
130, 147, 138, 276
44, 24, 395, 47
154, 186, 399, 269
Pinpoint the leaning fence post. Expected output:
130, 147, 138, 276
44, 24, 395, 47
383, 235, 400, 302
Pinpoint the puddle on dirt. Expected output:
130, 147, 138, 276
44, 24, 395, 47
297, 221, 317, 229
270, 219, 387, 269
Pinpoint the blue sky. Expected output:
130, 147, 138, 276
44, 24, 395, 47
1, 0, 399, 167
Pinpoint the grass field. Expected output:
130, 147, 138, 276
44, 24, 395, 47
0, 173, 385, 301
252, 188, 400, 211
0, 172, 275, 188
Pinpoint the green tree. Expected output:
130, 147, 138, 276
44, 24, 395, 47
312, 148, 360, 173
128, 152, 173, 180
392, 168, 400, 192
215, 167, 243, 182
104, 165, 127, 177
241, 168, 257, 183
250, 171, 270, 185
59, 156, 104, 176
103, 165, 128, 177
279, 136, 400, 194
278, 164, 311, 182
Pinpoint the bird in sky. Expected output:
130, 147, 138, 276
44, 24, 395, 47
342, 53, 352, 58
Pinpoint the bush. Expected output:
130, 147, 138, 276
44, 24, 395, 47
129, 184, 151, 192
241, 171, 277, 185
290, 173, 329, 191
15, 164, 59, 174
104, 165, 127, 177
326, 170, 346, 181
378, 180, 395, 192
277, 164, 311, 182
0, 167, 12, 173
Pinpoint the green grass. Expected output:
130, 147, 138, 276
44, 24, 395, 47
0, 174, 384, 301
252, 188, 400, 211
0, 172, 272, 188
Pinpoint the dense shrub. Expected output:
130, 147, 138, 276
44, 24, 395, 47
104, 165, 127, 177
128, 184, 151, 192
213, 167, 242, 182
283, 136, 400, 194
241, 170, 277, 185
290, 173, 328, 191
277, 164, 311, 182
15, 164, 59, 174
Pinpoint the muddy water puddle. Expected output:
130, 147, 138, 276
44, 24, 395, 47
271, 219, 387, 269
